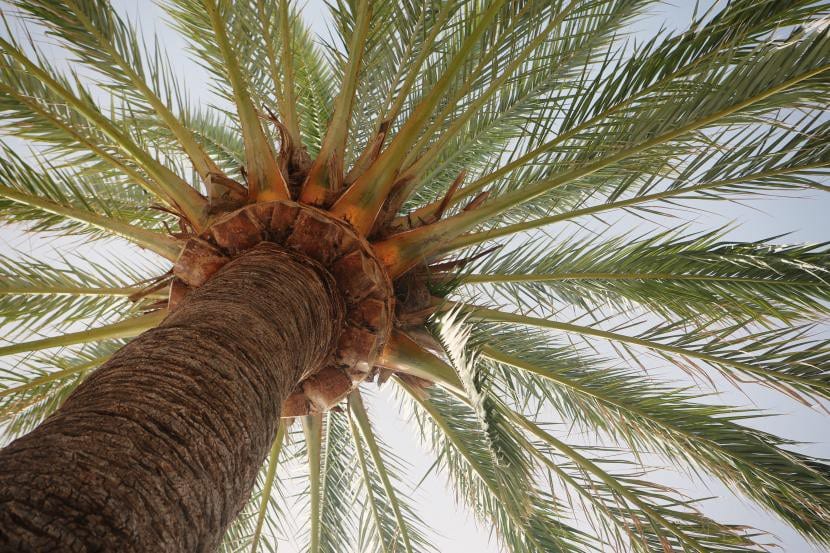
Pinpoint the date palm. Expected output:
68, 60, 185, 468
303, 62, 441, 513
1, 0, 829, 551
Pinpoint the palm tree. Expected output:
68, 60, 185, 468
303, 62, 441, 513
1, 0, 829, 550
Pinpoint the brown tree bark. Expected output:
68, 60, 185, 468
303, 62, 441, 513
0, 242, 345, 552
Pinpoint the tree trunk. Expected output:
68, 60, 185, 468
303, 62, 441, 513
0, 242, 345, 552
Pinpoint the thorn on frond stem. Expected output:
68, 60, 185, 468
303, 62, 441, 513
128, 272, 174, 303
153, 204, 194, 239
426, 244, 502, 274
436, 170, 467, 220
463, 191, 489, 212
206, 172, 247, 201
345, 121, 390, 186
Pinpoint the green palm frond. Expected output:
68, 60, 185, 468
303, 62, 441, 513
0, 310, 166, 359
348, 391, 432, 553
12, 0, 226, 186
0, 144, 179, 258
512, 412, 764, 552
220, 423, 289, 553
0, 36, 160, 189
287, 15, 334, 155
302, 411, 357, 553
476, 324, 830, 544
402, 0, 648, 188
404, 3, 829, 245
458, 229, 830, 325
461, 303, 830, 405
159, 0, 247, 104
433, 314, 769, 551
407, 0, 650, 209
398, 380, 591, 553
142, 107, 245, 180
248, 424, 288, 553
449, 110, 830, 249
0, 250, 159, 339
0, 29, 208, 225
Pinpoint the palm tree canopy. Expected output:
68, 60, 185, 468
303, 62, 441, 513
1, 0, 829, 551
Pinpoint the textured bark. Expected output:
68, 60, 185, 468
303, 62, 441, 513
0, 242, 344, 552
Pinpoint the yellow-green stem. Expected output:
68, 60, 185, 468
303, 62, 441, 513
250, 422, 286, 553
0, 310, 166, 358
330, 0, 509, 234
445, 162, 830, 251
452, 302, 828, 396
0, 183, 180, 260
349, 391, 418, 553
203, 0, 289, 201
303, 413, 323, 553
300, 0, 371, 204
0, 354, 110, 400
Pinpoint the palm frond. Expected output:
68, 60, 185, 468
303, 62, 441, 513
348, 391, 432, 553
460, 303, 830, 406
431, 1, 830, 215
247, 423, 287, 553
0, 144, 180, 258
219, 424, 289, 553
477, 324, 830, 545
12, 0, 228, 190
0, 29, 208, 226
303, 410, 357, 553
397, 380, 590, 553
510, 410, 764, 552
300, 0, 371, 204
200, 0, 289, 201
458, 229, 830, 325
0, 250, 159, 340
0, 310, 165, 359
330, 0, 511, 234
449, 113, 830, 250
401, 0, 650, 214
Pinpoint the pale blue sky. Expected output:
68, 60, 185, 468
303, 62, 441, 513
2, 1, 828, 551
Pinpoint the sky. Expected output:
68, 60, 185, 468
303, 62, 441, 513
1, 1, 829, 552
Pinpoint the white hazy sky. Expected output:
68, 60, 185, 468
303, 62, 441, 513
2, 1, 829, 552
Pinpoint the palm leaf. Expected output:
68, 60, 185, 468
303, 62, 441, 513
477, 325, 830, 545
458, 229, 830, 325
347, 390, 432, 553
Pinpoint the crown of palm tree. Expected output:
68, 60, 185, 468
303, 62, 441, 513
1, 0, 830, 551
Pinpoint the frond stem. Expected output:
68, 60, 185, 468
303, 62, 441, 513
0, 37, 208, 229
454, 302, 829, 398
250, 421, 285, 553
202, 0, 289, 202
0, 183, 181, 260
302, 413, 323, 553
445, 162, 830, 251
0, 310, 166, 358
0, 354, 109, 400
